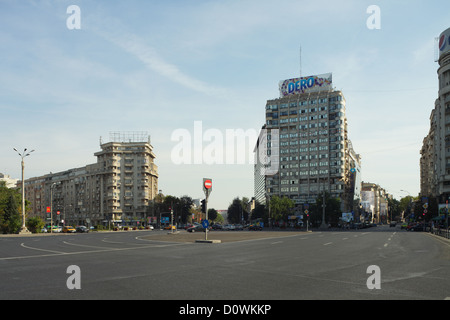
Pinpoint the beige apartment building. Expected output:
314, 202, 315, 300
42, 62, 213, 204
360, 182, 390, 224
420, 27, 450, 203
256, 73, 361, 213
24, 133, 158, 227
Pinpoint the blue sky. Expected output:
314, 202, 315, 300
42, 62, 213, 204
1, 0, 449, 209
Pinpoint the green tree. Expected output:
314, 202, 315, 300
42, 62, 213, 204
178, 195, 194, 223
207, 208, 218, 221
227, 197, 247, 224
26, 216, 45, 233
251, 202, 266, 222
1, 193, 21, 234
269, 195, 294, 222
310, 192, 341, 227
387, 198, 401, 221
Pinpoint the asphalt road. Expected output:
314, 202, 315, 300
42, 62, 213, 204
0, 225, 449, 300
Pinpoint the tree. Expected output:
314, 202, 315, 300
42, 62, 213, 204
251, 202, 266, 222
269, 195, 294, 223
387, 198, 401, 221
227, 197, 247, 224
26, 216, 45, 233
178, 195, 194, 223
1, 193, 21, 234
207, 208, 218, 221
310, 192, 341, 227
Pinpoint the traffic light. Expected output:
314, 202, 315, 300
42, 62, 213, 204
201, 199, 206, 213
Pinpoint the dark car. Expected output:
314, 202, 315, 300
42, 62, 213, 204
76, 226, 89, 233
187, 225, 206, 233
248, 224, 262, 231
211, 224, 222, 230
411, 223, 425, 231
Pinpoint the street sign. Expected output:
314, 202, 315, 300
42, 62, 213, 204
203, 178, 212, 198
202, 178, 212, 240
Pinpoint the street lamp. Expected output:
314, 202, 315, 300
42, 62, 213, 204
13, 148, 34, 234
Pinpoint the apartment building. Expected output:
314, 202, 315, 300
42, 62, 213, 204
0, 173, 18, 188
256, 73, 361, 212
361, 182, 390, 223
24, 133, 158, 227
420, 27, 450, 202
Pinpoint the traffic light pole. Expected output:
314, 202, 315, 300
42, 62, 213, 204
205, 192, 209, 241
202, 178, 212, 241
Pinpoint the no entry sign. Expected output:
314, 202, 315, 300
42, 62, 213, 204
203, 178, 212, 198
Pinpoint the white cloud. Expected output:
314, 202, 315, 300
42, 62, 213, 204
91, 22, 229, 98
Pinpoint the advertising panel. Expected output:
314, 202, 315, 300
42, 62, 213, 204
279, 73, 332, 97
439, 27, 450, 58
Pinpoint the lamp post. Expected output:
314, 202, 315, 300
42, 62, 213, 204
400, 189, 412, 222
50, 183, 57, 233
13, 148, 34, 234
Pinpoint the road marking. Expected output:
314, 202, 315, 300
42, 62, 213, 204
342, 238, 348, 240
271, 241, 283, 245
21, 242, 67, 254
0, 241, 188, 261
324, 242, 333, 246
384, 243, 388, 247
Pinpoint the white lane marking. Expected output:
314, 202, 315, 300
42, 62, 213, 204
21, 242, 67, 254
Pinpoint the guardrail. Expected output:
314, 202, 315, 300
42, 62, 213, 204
430, 228, 450, 239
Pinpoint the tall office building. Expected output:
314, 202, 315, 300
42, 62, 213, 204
24, 132, 158, 227
420, 27, 450, 202
255, 73, 361, 212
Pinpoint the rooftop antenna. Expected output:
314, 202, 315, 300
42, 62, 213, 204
299, 46, 302, 77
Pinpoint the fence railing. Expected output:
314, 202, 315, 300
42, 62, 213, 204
430, 228, 450, 239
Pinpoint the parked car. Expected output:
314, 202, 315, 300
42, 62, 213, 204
248, 224, 262, 231
76, 226, 89, 233
390, 221, 397, 227
211, 224, 223, 230
49, 226, 61, 233
164, 225, 176, 230
63, 226, 76, 233
411, 223, 426, 231
223, 224, 235, 231
187, 225, 206, 232
405, 223, 416, 231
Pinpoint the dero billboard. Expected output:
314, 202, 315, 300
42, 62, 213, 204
439, 27, 450, 58
279, 73, 332, 97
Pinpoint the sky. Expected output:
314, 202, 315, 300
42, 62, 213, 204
1, 0, 449, 210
